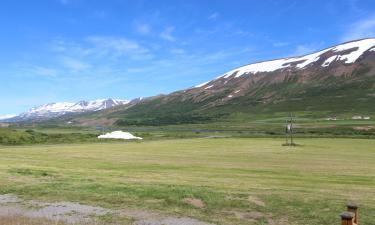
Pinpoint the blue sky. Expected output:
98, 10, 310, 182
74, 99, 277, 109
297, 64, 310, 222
1, 0, 375, 115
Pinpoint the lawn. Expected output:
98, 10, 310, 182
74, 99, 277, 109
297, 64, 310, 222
0, 138, 374, 224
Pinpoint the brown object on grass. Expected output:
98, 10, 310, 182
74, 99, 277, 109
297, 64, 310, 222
340, 203, 359, 225
183, 197, 206, 208
347, 203, 359, 225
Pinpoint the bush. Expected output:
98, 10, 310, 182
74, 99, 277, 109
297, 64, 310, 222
0, 128, 98, 145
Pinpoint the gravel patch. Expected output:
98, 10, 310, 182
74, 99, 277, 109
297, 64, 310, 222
0, 194, 216, 225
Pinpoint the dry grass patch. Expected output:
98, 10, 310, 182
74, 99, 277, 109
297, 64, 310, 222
0, 215, 67, 225
183, 197, 206, 208
248, 196, 266, 207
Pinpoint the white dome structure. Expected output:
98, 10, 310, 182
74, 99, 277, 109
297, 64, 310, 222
98, 131, 142, 140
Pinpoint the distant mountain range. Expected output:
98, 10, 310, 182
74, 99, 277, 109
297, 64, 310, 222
3, 38, 375, 125
2, 99, 129, 122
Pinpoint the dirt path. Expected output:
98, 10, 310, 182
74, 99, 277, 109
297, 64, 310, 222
0, 194, 216, 225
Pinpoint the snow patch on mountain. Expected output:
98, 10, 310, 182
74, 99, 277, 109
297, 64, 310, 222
332, 38, 375, 63
195, 81, 210, 88
322, 55, 338, 67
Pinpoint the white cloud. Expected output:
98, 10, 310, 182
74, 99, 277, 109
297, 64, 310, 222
160, 26, 176, 41
342, 15, 375, 41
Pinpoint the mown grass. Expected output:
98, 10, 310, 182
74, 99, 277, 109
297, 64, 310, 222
0, 138, 374, 224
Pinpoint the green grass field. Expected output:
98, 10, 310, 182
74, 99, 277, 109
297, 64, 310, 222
0, 138, 374, 224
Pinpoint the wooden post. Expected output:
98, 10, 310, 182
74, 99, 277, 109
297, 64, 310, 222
340, 212, 355, 225
283, 113, 297, 146
285, 119, 289, 145
290, 113, 294, 145
347, 203, 359, 224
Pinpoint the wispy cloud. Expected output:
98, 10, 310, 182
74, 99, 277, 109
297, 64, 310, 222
135, 23, 151, 35
288, 40, 325, 56
341, 15, 375, 41
8, 36, 150, 86
86, 36, 150, 58
51, 36, 151, 60
292, 45, 318, 56
61, 57, 91, 71
33, 66, 59, 77
160, 26, 176, 41
208, 12, 219, 20
170, 48, 185, 55
58, 0, 70, 5
11, 64, 59, 78
273, 42, 289, 47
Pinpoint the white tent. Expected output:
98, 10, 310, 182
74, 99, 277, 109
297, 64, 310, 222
98, 131, 142, 140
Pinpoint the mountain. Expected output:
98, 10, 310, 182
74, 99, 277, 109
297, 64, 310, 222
194, 38, 375, 89
91, 38, 375, 126
5, 98, 129, 122
11, 38, 375, 126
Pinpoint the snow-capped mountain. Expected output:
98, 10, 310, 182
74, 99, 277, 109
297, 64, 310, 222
194, 38, 375, 89
6, 98, 129, 122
